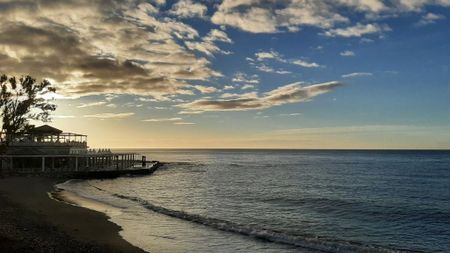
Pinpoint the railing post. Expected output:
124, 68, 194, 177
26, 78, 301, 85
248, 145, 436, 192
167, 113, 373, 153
41, 157, 45, 172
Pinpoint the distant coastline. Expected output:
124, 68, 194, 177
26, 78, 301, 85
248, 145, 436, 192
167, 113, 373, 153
112, 147, 450, 151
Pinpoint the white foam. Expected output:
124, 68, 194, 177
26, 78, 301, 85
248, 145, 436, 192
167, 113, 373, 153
51, 188, 122, 217
112, 193, 406, 253
52, 180, 411, 253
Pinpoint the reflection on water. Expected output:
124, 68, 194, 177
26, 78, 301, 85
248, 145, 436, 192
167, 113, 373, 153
59, 150, 450, 253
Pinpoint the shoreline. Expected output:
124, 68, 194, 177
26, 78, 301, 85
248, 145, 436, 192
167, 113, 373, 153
0, 177, 146, 253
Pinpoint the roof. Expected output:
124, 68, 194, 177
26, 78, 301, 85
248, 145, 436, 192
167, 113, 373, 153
29, 125, 63, 135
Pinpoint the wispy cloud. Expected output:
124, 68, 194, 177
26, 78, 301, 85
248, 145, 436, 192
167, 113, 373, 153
53, 115, 76, 119
185, 29, 233, 56
241, 84, 255, 90
342, 72, 373, 78
178, 81, 343, 113
256, 65, 291, 74
178, 110, 204, 115
210, 1, 449, 34
220, 92, 258, 99
174, 122, 196, 125
168, 0, 208, 18
416, 13, 446, 26
280, 113, 302, 116
77, 101, 107, 108
143, 117, 182, 122
340, 50, 355, 57
253, 50, 322, 70
83, 113, 135, 119
232, 72, 259, 84
255, 51, 281, 61
211, 0, 349, 33
324, 23, 391, 37
192, 85, 219, 94
291, 59, 321, 68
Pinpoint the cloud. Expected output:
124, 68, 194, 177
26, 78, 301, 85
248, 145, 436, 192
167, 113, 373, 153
192, 85, 219, 94
0, 0, 221, 99
342, 72, 373, 78
105, 94, 119, 101
255, 51, 281, 61
204, 29, 233, 43
280, 113, 302, 116
178, 81, 343, 113
211, 0, 349, 33
337, 0, 386, 12
291, 59, 321, 68
340, 50, 356, 56
185, 29, 232, 56
232, 72, 259, 84
395, 0, 450, 11
324, 23, 391, 37
143, 117, 182, 122
83, 112, 135, 119
178, 110, 204, 114
53, 115, 76, 119
168, 0, 208, 18
255, 64, 291, 74
154, 0, 166, 5
211, 0, 450, 34
416, 12, 446, 26
253, 50, 322, 69
222, 92, 259, 99
241, 84, 255, 90
77, 101, 107, 108
174, 122, 196, 125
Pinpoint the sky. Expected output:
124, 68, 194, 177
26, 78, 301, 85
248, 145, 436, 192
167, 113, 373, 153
1, 0, 450, 149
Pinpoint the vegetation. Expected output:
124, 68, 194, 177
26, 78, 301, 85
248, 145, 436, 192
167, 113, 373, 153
0, 74, 56, 135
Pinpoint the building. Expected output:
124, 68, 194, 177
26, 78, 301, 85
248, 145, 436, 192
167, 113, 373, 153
1, 125, 88, 156
0, 125, 139, 176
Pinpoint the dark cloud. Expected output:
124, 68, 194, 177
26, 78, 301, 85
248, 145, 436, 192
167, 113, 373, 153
0, 0, 225, 99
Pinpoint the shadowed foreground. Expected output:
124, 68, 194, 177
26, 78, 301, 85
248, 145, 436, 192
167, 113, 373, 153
0, 177, 146, 253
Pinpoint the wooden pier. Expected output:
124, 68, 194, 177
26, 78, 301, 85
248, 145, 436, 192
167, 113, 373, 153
0, 151, 160, 178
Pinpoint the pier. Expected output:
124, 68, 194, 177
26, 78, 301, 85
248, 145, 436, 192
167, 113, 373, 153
0, 125, 159, 178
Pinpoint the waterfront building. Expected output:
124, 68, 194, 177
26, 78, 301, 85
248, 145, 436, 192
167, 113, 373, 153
0, 125, 138, 176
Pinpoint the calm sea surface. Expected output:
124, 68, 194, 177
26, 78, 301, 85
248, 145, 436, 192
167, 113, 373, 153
58, 149, 450, 253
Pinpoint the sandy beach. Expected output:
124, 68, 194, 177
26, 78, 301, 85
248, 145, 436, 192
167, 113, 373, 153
0, 177, 146, 253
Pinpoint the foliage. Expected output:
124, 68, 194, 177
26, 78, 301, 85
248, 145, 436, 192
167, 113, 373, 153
0, 74, 57, 135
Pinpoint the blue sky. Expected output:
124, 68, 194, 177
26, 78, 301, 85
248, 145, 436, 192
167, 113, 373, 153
1, 0, 450, 148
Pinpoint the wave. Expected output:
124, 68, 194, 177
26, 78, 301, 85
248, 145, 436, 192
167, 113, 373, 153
167, 161, 205, 167
111, 192, 411, 253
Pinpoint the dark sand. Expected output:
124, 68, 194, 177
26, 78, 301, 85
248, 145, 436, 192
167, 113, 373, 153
0, 177, 146, 253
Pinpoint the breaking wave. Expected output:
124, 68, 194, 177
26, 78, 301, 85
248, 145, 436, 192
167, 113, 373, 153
111, 192, 410, 253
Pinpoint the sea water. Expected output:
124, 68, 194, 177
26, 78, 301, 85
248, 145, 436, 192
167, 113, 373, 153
57, 150, 450, 253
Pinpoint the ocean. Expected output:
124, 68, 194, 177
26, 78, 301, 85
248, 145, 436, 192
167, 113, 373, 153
57, 149, 450, 253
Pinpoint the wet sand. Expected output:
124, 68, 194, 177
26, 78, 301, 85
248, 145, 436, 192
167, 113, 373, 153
0, 177, 146, 253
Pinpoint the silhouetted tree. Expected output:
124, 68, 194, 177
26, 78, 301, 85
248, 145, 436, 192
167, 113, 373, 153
0, 74, 56, 138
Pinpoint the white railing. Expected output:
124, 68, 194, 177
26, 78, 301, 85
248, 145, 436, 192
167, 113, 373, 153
87, 148, 112, 154
1, 132, 87, 147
